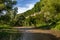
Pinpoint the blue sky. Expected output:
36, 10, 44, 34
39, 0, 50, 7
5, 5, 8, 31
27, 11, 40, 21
16, 0, 40, 13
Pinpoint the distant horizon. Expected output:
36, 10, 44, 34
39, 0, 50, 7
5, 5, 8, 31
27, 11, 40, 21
16, 0, 40, 14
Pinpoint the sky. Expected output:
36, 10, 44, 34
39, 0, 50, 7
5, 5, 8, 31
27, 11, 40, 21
16, 0, 40, 14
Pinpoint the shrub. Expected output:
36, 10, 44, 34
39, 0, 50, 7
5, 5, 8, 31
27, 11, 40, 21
0, 24, 11, 29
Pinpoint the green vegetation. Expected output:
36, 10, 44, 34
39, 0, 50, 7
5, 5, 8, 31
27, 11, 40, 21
0, 0, 60, 30
0, 0, 60, 40
20, 0, 60, 30
0, 0, 17, 28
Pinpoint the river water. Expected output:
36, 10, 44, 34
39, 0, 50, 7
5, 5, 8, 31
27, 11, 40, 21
19, 28, 60, 40
0, 28, 60, 40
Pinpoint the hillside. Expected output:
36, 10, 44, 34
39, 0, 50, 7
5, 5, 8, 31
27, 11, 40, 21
18, 0, 60, 30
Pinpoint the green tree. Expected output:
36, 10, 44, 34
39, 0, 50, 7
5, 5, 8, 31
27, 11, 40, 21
34, 2, 41, 12
0, 0, 17, 14
29, 16, 36, 27
15, 15, 25, 26
0, 0, 17, 26
13, 7, 18, 19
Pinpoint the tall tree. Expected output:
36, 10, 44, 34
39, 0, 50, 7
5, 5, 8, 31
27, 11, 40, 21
0, 0, 17, 25
29, 16, 36, 27
14, 15, 25, 26
0, 0, 17, 14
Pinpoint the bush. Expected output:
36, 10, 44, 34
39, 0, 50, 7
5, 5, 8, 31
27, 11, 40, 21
0, 24, 11, 29
54, 24, 60, 30
51, 21, 60, 30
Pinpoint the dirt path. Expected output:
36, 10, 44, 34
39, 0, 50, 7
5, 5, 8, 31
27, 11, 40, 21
14, 27, 60, 40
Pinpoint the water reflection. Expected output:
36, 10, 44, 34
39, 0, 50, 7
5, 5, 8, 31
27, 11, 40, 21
20, 33, 60, 40
0, 29, 60, 40
0, 29, 21, 40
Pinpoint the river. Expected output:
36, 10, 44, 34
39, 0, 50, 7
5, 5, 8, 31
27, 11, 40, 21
0, 27, 60, 40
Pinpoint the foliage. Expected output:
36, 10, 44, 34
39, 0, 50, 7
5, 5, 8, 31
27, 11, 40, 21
13, 15, 26, 26
0, 0, 17, 12
0, 0, 18, 27
28, 16, 36, 27
0, 0, 60, 30
0, 24, 11, 29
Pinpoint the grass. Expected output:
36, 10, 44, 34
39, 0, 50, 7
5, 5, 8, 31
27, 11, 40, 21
0, 24, 12, 29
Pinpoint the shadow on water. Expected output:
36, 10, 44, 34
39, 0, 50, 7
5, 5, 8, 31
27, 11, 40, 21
20, 33, 60, 40
0, 29, 22, 40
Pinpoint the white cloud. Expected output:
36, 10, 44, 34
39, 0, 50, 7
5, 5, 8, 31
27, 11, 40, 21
17, 4, 34, 14
18, 7, 27, 13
